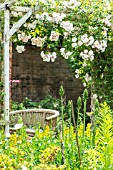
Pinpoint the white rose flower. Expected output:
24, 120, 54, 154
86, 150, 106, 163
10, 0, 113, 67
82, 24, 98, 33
84, 49, 88, 54
92, 94, 97, 100
60, 48, 65, 54
66, 51, 73, 56
82, 54, 89, 60
63, 51, 72, 59
18, 12, 23, 16
46, 53, 51, 62
18, 33, 30, 43
61, 21, 74, 32
81, 34, 88, 40
90, 55, 94, 61
41, 51, 45, 57
75, 74, 79, 78
80, 52, 84, 57
78, 40, 83, 46
75, 69, 79, 73
51, 52, 57, 62
40, 12, 49, 20
85, 73, 92, 82
82, 37, 89, 44
88, 50, 94, 56
88, 40, 94, 46
52, 12, 61, 23
89, 36, 94, 41
27, 23, 36, 29
94, 40, 100, 48
16, 45, 25, 53
88, 36, 94, 45
64, 32, 69, 39
35, 14, 40, 19
83, 62, 87, 67
50, 31, 59, 41
11, 11, 18, 17
72, 42, 77, 48
31, 37, 45, 47
72, 37, 77, 42
104, 18, 111, 26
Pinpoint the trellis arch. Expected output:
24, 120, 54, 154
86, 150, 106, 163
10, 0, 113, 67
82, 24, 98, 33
0, 0, 39, 136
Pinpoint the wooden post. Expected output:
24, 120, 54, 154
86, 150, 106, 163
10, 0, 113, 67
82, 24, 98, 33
4, 9, 10, 137
0, 0, 37, 137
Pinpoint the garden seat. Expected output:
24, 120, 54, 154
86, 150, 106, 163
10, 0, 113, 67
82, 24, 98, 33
9, 108, 59, 136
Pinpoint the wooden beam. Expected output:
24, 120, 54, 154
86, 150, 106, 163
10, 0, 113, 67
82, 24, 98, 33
10, 6, 31, 12
7, 10, 32, 40
7, 0, 18, 7
4, 9, 10, 137
0, 3, 6, 11
0, 0, 17, 11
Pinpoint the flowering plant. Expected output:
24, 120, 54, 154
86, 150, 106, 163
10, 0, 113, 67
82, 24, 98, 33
1, 0, 113, 107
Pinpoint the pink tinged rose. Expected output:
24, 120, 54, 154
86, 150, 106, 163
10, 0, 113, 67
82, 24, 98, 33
31, 37, 45, 47
83, 83, 86, 87
51, 52, 57, 62
83, 62, 87, 67
50, 31, 59, 41
10, 80, 21, 83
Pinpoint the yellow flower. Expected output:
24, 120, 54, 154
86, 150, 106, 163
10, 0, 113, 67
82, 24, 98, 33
64, 127, 69, 135
78, 124, 83, 137
9, 133, 17, 146
39, 146, 61, 164
37, 126, 51, 138
85, 123, 91, 137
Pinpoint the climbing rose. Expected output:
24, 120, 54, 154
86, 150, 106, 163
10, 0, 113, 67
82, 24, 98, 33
31, 37, 46, 47
16, 45, 25, 53
61, 21, 74, 32
50, 31, 59, 41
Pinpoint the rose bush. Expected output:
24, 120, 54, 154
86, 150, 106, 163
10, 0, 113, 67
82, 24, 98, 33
1, 0, 113, 107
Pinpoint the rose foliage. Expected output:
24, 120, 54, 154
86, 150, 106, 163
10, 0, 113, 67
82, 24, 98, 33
1, 0, 113, 108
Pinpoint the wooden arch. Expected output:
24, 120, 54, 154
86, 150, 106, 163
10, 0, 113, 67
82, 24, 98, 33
0, 0, 39, 137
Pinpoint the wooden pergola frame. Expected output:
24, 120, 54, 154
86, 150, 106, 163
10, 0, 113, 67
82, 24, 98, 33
0, 0, 39, 137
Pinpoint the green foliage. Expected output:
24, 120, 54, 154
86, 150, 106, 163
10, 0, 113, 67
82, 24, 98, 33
1, 90, 113, 169
96, 102, 113, 169
11, 92, 72, 120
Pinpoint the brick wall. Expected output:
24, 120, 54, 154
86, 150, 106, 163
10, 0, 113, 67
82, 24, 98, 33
11, 45, 84, 104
